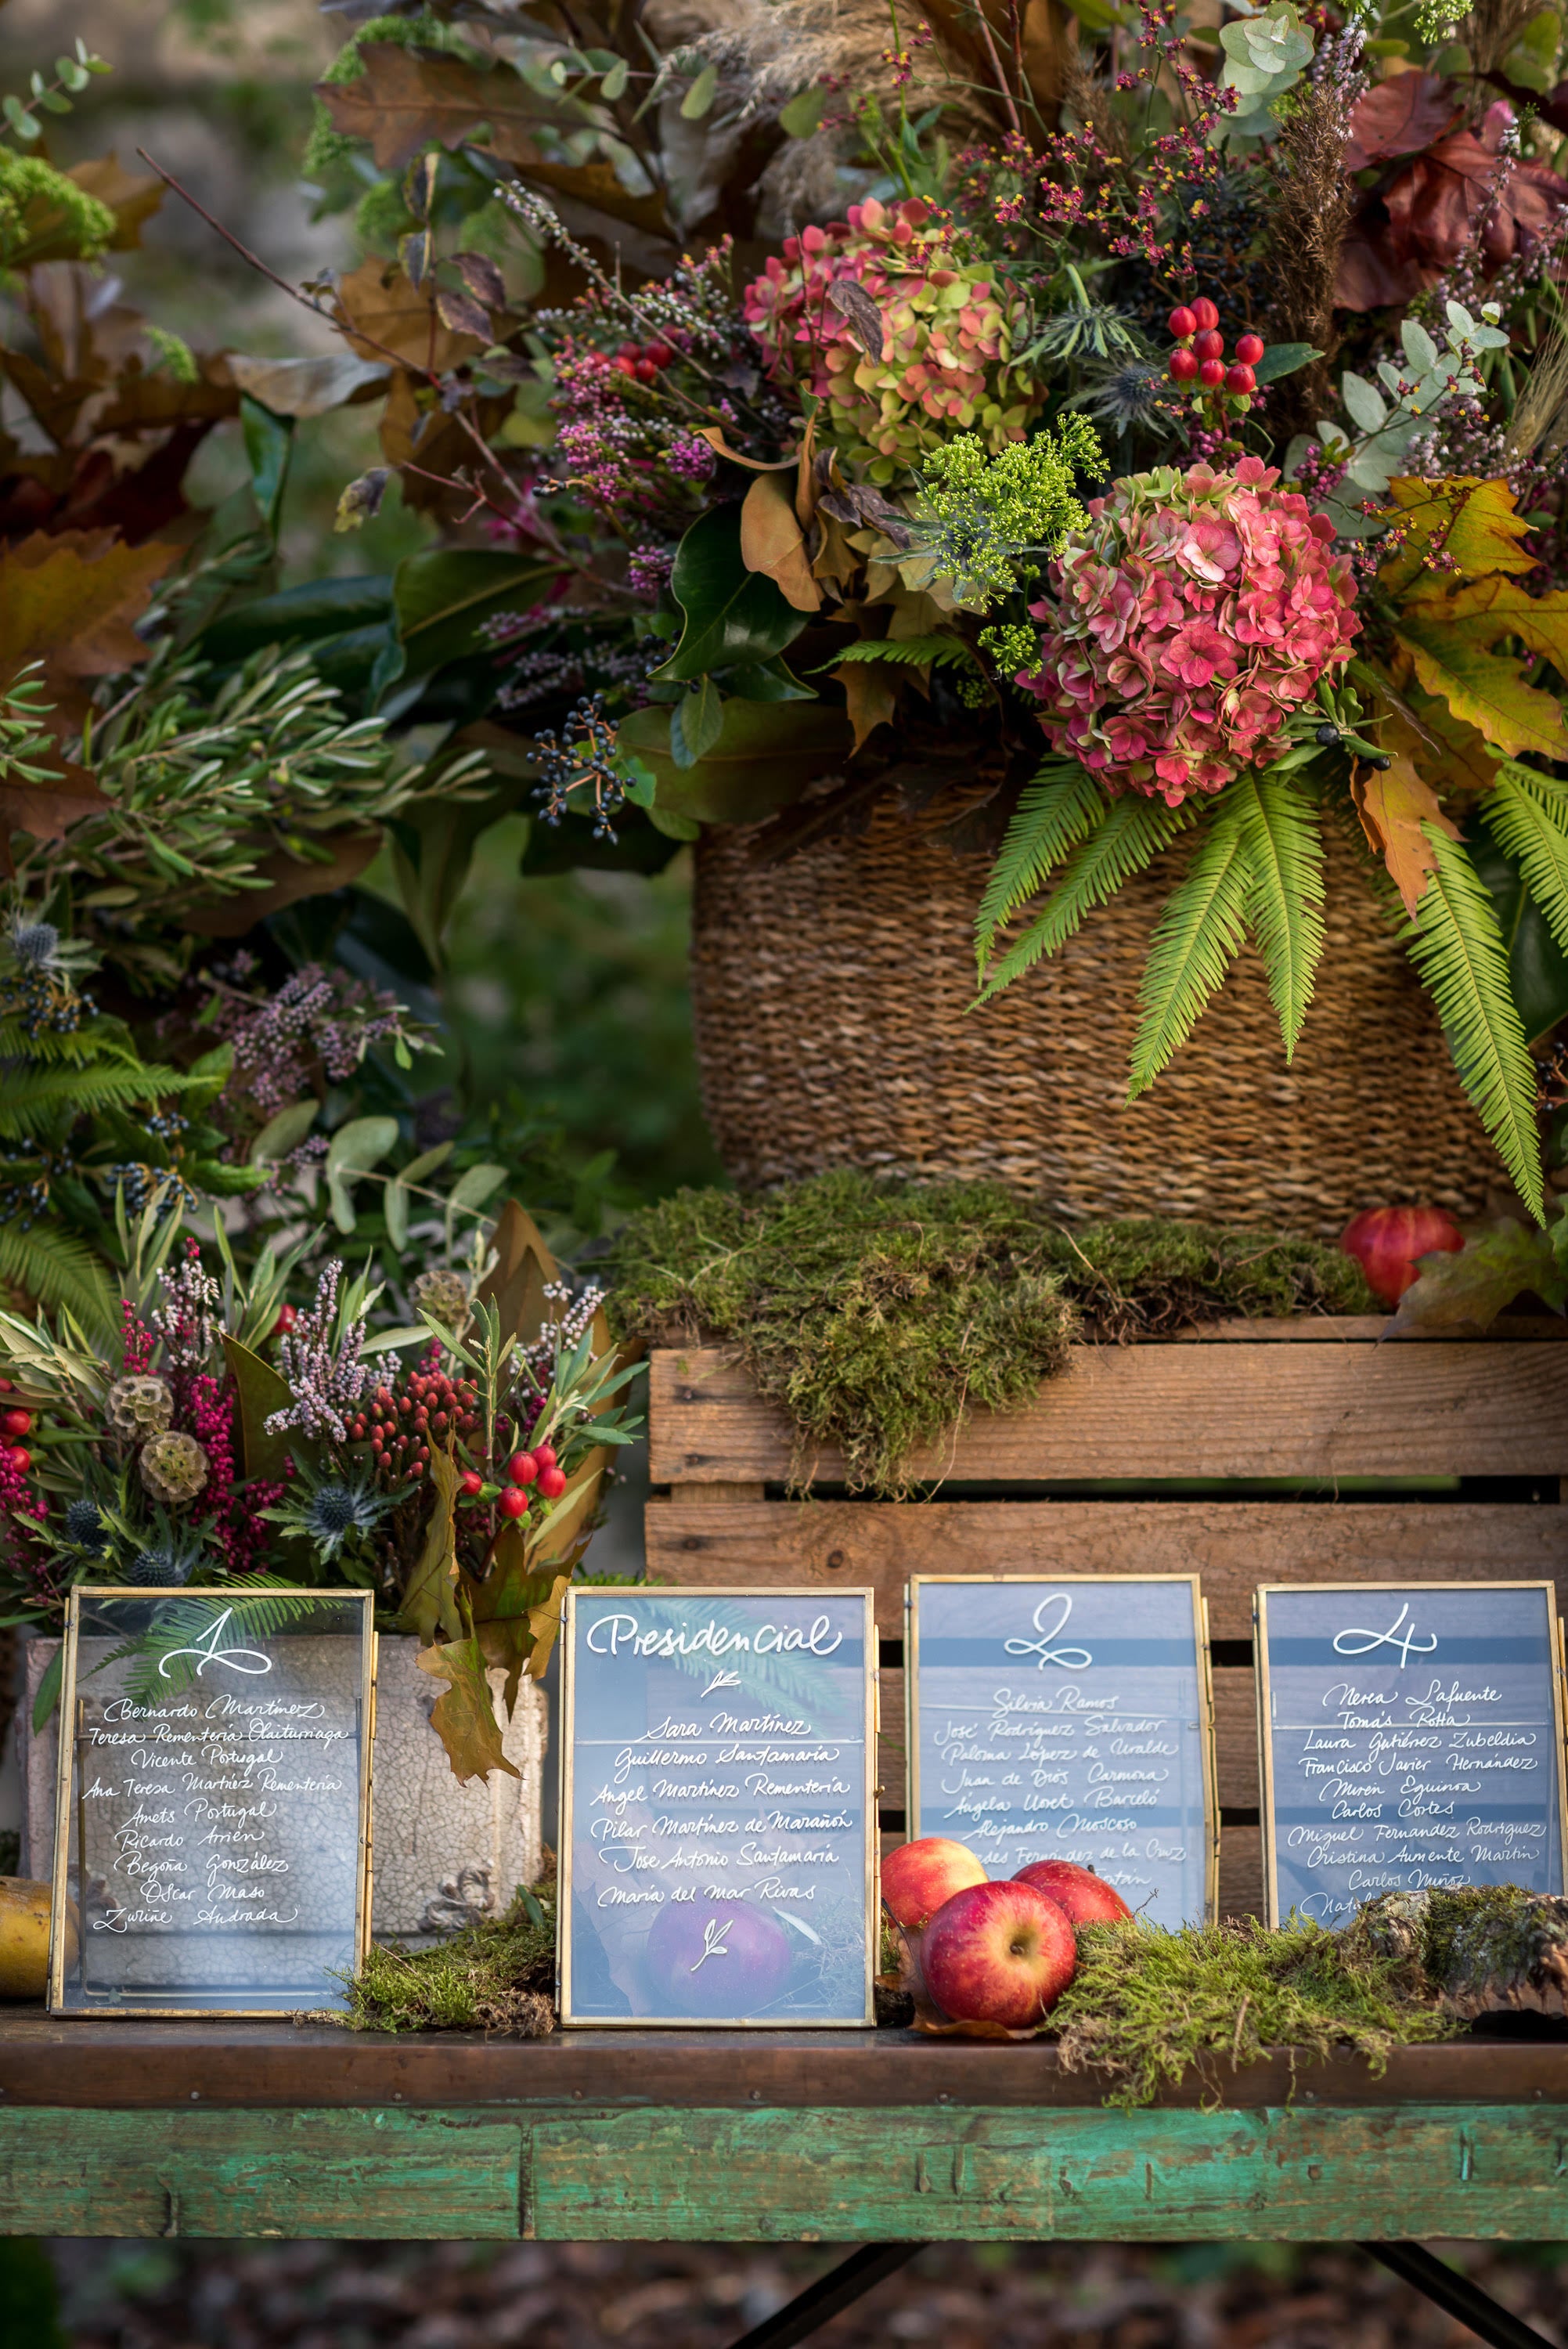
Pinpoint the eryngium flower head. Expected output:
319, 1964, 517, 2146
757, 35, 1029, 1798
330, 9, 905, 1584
65, 1496, 107, 1553
139, 1430, 209, 1507
1020, 456, 1359, 805
106, 1374, 174, 1440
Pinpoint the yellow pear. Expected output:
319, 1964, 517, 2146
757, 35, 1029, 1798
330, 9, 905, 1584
0, 1877, 74, 1999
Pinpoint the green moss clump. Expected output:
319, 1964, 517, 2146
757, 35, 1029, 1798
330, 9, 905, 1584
345, 1885, 557, 2034
607, 1175, 1372, 1496
1051, 1916, 1460, 2109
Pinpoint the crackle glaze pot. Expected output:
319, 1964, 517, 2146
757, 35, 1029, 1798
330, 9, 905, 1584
18, 1633, 547, 1945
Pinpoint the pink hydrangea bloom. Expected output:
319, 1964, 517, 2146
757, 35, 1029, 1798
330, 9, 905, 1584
741, 196, 1042, 482
1020, 458, 1359, 805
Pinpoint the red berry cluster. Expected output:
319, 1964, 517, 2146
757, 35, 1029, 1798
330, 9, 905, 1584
356, 1369, 481, 1485
613, 337, 676, 384
1166, 298, 1266, 410
1, 1385, 31, 1476
496, 1442, 568, 1519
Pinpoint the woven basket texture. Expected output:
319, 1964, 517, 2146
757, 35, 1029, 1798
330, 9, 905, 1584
690, 798, 1497, 1236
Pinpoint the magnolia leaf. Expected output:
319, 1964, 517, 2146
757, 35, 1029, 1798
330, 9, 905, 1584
333, 256, 486, 374
1395, 616, 1568, 762
1350, 722, 1460, 917
1390, 1218, 1566, 1334
315, 45, 585, 171
477, 1199, 557, 1347
398, 1447, 464, 1647
225, 352, 387, 418
1382, 477, 1536, 595
833, 660, 899, 752
739, 471, 822, 614
670, 676, 724, 767
391, 547, 562, 682
220, 1335, 293, 1485
655, 505, 809, 682
617, 698, 852, 823
694, 426, 795, 474
417, 1633, 520, 1783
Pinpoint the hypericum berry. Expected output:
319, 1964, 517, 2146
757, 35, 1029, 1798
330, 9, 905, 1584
635, 356, 658, 382
1199, 358, 1226, 389
273, 1304, 297, 1335
1235, 333, 1265, 366
508, 1451, 539, 1485
2, 1409, 31, 1438
1168, 348, 1200, 383
1191, 297, 1219, 332
458, 1470, 485, 1499
498, 1486, 529, 1519
538, 1464, 568, 1501
643, 341, 675, 368
1192, 329, 1224, 363
0, 1379, 12, 1392
1226, 363, 1256, 395
613, 353, 637, 377
1167, 305, 1197, 340
8, 1446, 31, 1474
532, 1442, 558, 1472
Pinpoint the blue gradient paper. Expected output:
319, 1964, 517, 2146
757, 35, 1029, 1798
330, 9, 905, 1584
908, 1577, 1214, 1926
1258, 1582, 1567, 1925
560, 1588, 876, 2025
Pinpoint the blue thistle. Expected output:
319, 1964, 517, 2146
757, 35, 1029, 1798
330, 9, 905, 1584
298, 1472, 394, 1561
65, 1497, 107, 1554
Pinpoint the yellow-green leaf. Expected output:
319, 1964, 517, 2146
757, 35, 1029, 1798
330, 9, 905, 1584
416, 1634, 519, 1784
1382, 477, 1536, 596
1394, 617, 1567, 761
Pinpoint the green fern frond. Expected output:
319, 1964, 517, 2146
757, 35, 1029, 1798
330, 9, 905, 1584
0, 1059, 193, 1139
1232, 770, 1326, 1061
975, 762, 1107, 974
1128, 806, 1252, 1101
1406, 824, 1545, 1221
976, 796, 1188, 1003
1483, 764, 1568, 954
813, 636, 977, 670
0, 1019, 137, 1066
0, 1221, 117, 1344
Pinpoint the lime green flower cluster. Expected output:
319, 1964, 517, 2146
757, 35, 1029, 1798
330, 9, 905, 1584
0, 148, 114, 270
912, 420, 1108, 610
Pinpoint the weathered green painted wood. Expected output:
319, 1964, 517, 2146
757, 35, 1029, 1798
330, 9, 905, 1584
526, 2104, 1568, 2243
0, 2109, 523, 2239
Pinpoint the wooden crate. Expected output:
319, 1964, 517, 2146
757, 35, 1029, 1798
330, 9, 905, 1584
643, 1323, 1568, 1923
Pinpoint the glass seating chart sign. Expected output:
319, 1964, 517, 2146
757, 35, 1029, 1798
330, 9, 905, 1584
559, 1586, 877, 2026
1256, 1582, 1568, 1927
906, 1576, 1218, 1926
49, 1587, 375, 2015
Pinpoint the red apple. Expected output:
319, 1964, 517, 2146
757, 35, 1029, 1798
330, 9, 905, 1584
921, 1881, 1076, 2030
643, 1902, 793, 2018
1340, 1205, 1465, 1306
881, 1837, 988, 1930
1013, 1858, 1132, 1925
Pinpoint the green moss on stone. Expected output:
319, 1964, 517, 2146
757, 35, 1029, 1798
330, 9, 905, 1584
345, 1885, 557, 2034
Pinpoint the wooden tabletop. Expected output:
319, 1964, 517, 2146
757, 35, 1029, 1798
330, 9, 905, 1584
2, 2009, 1564, 2111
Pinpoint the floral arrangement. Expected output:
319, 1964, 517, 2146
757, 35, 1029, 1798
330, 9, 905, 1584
0, 1199, 641, 1779
67, 0, 1539, 1227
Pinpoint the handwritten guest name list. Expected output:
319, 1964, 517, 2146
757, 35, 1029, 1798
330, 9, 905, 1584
561, 1589, 876, 2026
1257, 1582, 1568, 1926
907, 1578, 1214, 1927
54, 1592, 372, 2014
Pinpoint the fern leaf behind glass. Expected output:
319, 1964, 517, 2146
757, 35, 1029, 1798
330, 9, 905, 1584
1405, 824, 1545, 1221
1128, 803, 1251, 1101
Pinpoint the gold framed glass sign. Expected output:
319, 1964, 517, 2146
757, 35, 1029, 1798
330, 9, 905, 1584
48, 1586, 376, 2016
906, 1575, 1219, 1925
1256, 1580, 1568, 1928
558, 1586, 878, 2026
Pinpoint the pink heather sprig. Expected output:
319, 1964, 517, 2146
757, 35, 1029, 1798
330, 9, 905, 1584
152, 1239, 221, 1377
1022, 457, 1359, 806
188, 1373, 241, 1567
120, 1296, 154, 1376
200, 960, 417, 1123
265, 1262, 369, 1445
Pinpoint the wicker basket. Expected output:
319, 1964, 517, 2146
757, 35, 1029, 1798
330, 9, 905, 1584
690, 796, 1498, 1235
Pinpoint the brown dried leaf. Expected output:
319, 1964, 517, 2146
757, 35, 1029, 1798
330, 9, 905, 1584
0, 529, 176, 714
1343, 71, 1459, 171
417, 1634, 521, 1784
0, 749, 107, 876
67, 153, 164, 251
1350, 717, 1460, 918
333, 256, 485, 374
452, 251, 507, 309
740, 471, 822, 613
434, 284, 493, 341
315, 45, 567, 173
833, 660, 899, 752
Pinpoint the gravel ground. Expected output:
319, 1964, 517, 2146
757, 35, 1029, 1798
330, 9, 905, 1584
47, 2238, 1568, 2349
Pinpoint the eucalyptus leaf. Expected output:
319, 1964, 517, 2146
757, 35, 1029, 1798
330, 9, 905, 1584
1339, 370, 1388, 435
248, 1098, 320, 1166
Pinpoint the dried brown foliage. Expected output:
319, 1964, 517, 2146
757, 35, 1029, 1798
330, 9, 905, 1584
1260, 76, 1357, 438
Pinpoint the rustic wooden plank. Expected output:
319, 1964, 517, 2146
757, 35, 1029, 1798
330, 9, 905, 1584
0, 2108, 521, 2238
2, 2016, 1566, 2112
653, 1344, 1568, 1481
649, 1345, 1568, 1484
1218, 1822, 1264, 1923
1166, 1318, 1568, 1344
527, 2102, 1568, 2242
647, 1498, 1568, 1640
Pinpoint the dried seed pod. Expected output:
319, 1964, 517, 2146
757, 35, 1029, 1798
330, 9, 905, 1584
106, 1375, 175, 1439
138, 1430, 209, 1507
